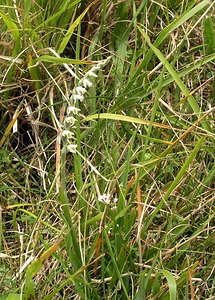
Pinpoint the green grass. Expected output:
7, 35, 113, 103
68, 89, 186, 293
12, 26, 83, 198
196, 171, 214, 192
0, 0, 214, 299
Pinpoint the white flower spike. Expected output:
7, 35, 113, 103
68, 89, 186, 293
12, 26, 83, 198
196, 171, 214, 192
76, 86, 87, 95
63, 57, 111, 155
67, 106, 81, 115
87, 70, 98, 78
98, 193, 118, 206
73, 94, 84, 102
67, 144, 77, 153
113, 197, 118, 204
83, 78, 93, 89
64, 116, 76, 125
62, 130, 74, 139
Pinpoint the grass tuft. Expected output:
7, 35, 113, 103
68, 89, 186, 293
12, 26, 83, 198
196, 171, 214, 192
0, 1, 214, 299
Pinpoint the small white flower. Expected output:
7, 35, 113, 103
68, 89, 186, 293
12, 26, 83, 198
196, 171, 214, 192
76, 86, 87, 95
62, 130, 74, 139
103, 194, 111, 204
67, 106, 80, 115
113, 197, 118, 204
64, 116, 76, 125
98, 195, 104, 202
73, 94, 84, 102
98, 193, 111, 204
83, 78, 93, 89
111, 205, 117, 210
87, 70, 98, 78
67, 144, 77, 153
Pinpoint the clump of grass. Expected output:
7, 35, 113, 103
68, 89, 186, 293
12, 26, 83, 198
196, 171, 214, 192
0, 1, 214, 299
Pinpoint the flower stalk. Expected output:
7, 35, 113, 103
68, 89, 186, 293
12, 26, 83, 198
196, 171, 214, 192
58, 58, 111, 270
61, 59, 111, 192
61, 58, 111, 155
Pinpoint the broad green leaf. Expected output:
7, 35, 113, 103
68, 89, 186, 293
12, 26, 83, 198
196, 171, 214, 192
24, 240, 63, 298
35, 55, 93, 65
25, 259, 42, 298
152, 274, 160, 296
86, 212, 103, 226
203, 17, 215, 55
0, 12, 20, 41
103, 229, 130, 300
24, 0, 33, 21
58, 184, 82, 270
112, 0, 131, 89
161, 269, 177, 300
6, 294, 23, 300
84, 113, 173, 130
28, 54, 43, 91
135, 272, 146, 300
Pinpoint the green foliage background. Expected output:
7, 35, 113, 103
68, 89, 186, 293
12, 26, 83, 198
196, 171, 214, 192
0, 0, 214, 299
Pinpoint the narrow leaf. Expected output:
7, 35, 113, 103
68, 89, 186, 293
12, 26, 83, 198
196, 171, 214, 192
0, 110, 22, 147
138, 27, 212, 133
146, 136, 206, 229
35, 55, 93, 65
84, 113, 174, 129
203, 17, 215, 54
34, 0, 81, 30
58, 0, 99, 54
0, 12, 20, 41
161, 270, 177, 300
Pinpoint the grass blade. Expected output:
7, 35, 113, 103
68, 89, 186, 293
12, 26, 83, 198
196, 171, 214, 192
203, 16, 215, 55
0, 12, 20, 41
35, 55, 93, 64
146, 136, 206, 229
84, 113, 174, 130
58, 0, 99, 55
138, 26, 212, 132
161, 269, 177, 300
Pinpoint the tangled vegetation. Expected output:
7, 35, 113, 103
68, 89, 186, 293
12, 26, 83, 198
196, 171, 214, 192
0, 0, 214, 299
